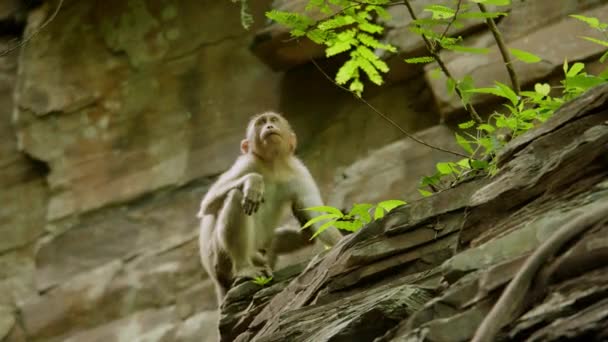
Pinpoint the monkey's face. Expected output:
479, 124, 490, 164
242, 112, 296, 158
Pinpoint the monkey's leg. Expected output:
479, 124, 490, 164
217, 189, 268, 281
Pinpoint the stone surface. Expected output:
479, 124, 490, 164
327, 125, 460, 209
61, 306, 178, 342
174, 310, 219, 342
23, 238, 204, 341
2, 2, 607, 341
34, 180, 206, 291
217, 85, 608, 342
14, 0, 282, 220
0, 40, 48, 253
283, 63, 440, 192
426, 3, 608, 116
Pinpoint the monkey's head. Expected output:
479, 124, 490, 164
241, 111, 297, 160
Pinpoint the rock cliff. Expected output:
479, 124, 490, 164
219, 84, 608, 341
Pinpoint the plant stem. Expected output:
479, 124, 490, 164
477, 3, 520, 94
402, 0, 483, 123
439, 0, 463, 40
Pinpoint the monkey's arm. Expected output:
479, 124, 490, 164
198, 157, 259, 217
291, 163, 343, 247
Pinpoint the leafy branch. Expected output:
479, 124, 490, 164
402, 0, 483, 123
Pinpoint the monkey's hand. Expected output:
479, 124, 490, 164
242, 173, 264, 215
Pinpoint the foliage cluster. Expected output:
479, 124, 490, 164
261, 0, 608, 235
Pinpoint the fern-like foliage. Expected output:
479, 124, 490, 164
266, 0, 396, 96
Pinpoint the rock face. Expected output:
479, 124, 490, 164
218, 84, 608, 342
0, 0, 441, 341
2, 1, 607, 341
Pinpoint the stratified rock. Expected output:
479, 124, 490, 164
174, 310, 220, 342
22, 238, 203, 341
61, 307, 178, 342
328, 125, 459, 208
221, 85, 608, 342
34, 181, 205, 290
14, 0, 282, 220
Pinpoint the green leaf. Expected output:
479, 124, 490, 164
457, 75, 475, 105
357, 46, 389, 72
251, 276, 273, 286
374, 200, 406, 219
358, 21, 384, 34
436, 162, 454, 175
570, 15, 602, 29
423, 4, 456, 19
418, 189, 433, 197
333, 218, 364, 231
301, 213, 341, 230
311, 219, 339, 239
534, 83, 551, 96
373, 206, 385, 220
477, 123, 496, 133
377, 199, 406, 212
318, 15, 356, 30
470, 159, 489, 170
509, 48, 542, 63
304, 205, 343, 216
495, 81, 519, 106
421, 173, 441, 186
357, 56, 384, 85
455, 133, 473, 154
580, 36, 608, 48
469, 0, 511, 5
326, 41, 353, 57
600, 51, 608, 63
458, 120, 476, 129
444, 45, 490, 54
404, 56, 435, 64
349, 203, 373, 223
367, 5, 391, 20
566, 74, 606, 90
566, 62, 585, 77
349, 79, 364, 96
336, 60, 358, 85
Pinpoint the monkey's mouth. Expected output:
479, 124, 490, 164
262, 131, 282, 139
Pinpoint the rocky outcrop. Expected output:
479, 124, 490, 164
0, 0, 442, 340
219, 84, 608, 341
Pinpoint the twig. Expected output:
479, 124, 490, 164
439, 0, 463, 40
310, 58, 469, 159
477, 3, 520, 94
1, 0, 64, 57
472, 200, 608, 342
402, 0, 483, 123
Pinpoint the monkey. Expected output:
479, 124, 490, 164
198, 111, 343, 305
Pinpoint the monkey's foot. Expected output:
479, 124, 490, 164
233, 266, 272, 286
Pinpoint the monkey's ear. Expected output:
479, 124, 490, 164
240, 139, 249, 154
289, 133, 297, 153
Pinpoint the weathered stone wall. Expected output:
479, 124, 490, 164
0, 0, 441, 341
1, 0, 607, 341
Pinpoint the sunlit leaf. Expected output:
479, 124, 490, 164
509, 48, 542, 63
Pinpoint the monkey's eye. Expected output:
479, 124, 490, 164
270, 116, 278, 123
